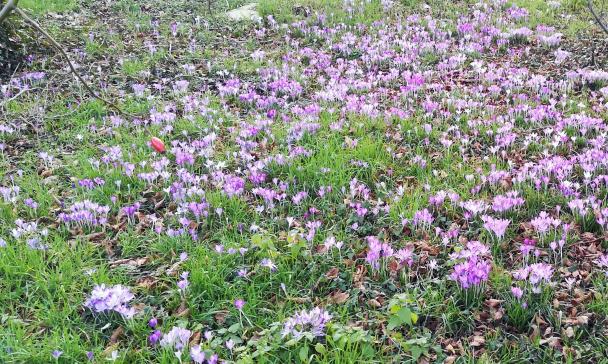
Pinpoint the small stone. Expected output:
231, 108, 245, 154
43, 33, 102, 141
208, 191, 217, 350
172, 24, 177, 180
226, 3, 261, 22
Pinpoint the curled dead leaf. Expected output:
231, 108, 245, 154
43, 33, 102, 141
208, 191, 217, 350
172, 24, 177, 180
287, 296, 311, 303
190, 331, 201, 346
367, 298, 382, 308
328, 290, 349, 305
325, 267, 340, 280
85, 232, 106, 242
469, 335, 485, 347
215, 311, 228, 325
137, 276, 158, 289
110, 326, 123, 344
353, 264, 367, 288
109, 256, 149, 268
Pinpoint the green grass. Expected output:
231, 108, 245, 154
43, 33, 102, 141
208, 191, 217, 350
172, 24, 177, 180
258, 0, 386, 25
19, 0, 78, 13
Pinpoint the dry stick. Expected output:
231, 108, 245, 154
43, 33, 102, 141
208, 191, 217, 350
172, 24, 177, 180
0, 0, 19, 24
15, 7, 129, 116
588, 0, 608, 36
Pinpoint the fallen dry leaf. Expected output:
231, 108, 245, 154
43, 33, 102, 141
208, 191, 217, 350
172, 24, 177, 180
175, 300, 189, 318
137, 276, 158, 289
325, 267, 340, 280
110, 326, 123, 344
328, 290, 349, 304
215, 311, 228, 325
367, 298, 382, 308
109, 256, 150, 268
469, 335, 485, 347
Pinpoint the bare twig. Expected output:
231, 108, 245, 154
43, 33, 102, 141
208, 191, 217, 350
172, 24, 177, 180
588, 0, 608, 35
0, 87, 33, 107
2, 2, 130, 115
14, 7, 128, 115
0, 0, 19, 23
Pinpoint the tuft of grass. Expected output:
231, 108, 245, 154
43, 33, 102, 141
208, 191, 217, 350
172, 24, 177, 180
19, 0, 78, 14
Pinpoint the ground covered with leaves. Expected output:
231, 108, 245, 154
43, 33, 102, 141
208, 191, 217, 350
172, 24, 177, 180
2, 0, 608, 362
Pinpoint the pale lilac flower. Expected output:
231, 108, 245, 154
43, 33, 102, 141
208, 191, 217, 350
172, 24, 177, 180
412, 208, 434, 227
492, 191, 524, 213
481, 215, 510, 240
177, 271, 190, 292
460, 200, 488, 217
234, 299, 245, 310
528, 263, 553, 286
24, 198, 38, 210
554, 49, 571, 64
530, 211, 560, 236
394, 247, 414, 267
595, 254, 608, 276
281, 307, 332, 339
204, 330, 213, 341
160, 326, 191, 351
59, 200, 110, 227
85, 284, 136, 318
511, 286, 523, 299
190, 345, 206, 363
132, 83, 146, 97
225, 339, 235, 350
260, 258, 277, 271
449, 256, 491, 289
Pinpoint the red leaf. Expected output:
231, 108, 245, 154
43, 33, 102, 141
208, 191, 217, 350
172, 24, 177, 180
150, 137, 166, 153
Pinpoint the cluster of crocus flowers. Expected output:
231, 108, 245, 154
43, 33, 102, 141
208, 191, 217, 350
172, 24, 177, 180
59, 200, 110, 227
84, 284, 136, 318
512, 263, 554, 294
481, 215, 510, 241
449, 241, 492, 289
11, 219, 49, 250
281, 307, 332, 340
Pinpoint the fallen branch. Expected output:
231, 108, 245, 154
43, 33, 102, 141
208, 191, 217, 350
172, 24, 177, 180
2, 2, 129, 115
588, 0, 608, 36
0, 0, 19, 24
14, 7, 127, 114
0, 87, 33, 107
